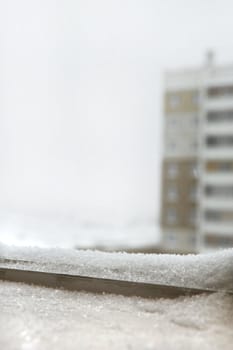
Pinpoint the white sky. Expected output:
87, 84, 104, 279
0, 0, 233, 223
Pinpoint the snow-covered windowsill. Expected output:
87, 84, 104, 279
0, 244, 233, 349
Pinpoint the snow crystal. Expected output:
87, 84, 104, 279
0, 281, 233, 350
0, 243, 233, 290
1, 244, 233, 349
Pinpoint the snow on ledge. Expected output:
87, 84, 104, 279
0, 243, 233, 291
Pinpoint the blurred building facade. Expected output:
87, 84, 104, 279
160, 54, 233, 253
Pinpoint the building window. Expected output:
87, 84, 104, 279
167, 163, 178, 178
168, 141, 177, 151
167, 185, 178, 202
190, 185, 198, 201
208, 85, 233, 98
168, 117, 177, 128
205, 185, 233, 198
166, 208, 177, 224
207, 110, 233, 123
169, 94, 180, 109
190, 140, 198, 151
205, 210, 233, 223
187, 233, 196, 246
205, 235, 233, 248
206, 135, 233, 147
207, 135, 233, 147
165, 231, 177, 248
189, 208, 197, 225
190, 163, 198, 177
205, 210, 222, 221
192, 92, 200, 105
191, 115, 199, 126
206, 161, 233, 173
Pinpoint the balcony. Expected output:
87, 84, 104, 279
205, 97, 233, 110
203, 173, 233, 185
202, 197, 233, 210
202, 221, 233, 236
202, 147, 233, 159
203, 123, 233, 135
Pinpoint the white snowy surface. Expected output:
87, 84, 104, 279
1, 244, 233, 290
0, 281, 233, 350
1, 246, 233, 349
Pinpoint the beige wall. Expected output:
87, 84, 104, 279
161, 158, 198, 230
162, 228, 196, 253
165, 89, 199, 114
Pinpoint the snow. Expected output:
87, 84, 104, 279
0, 281, 232, 350
1, 243, 233, 290
1, 245, 233, 348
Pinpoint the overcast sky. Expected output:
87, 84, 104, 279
0, 0, 233, 223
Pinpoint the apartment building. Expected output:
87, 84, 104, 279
160, 53, 233, 253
